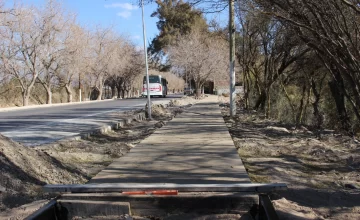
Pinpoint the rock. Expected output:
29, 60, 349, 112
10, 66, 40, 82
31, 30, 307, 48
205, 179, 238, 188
124, 214, 133, 220
346, 156, 354, 165
309, 148, 325, 156
219, 103, 230, 107
147, 128, 156, 133
0, 185, 6, 193
126, 143, 135, 149
265, 126, 291, 134
155, 121, 166, 128
344, 183, 358, 189
240, 213, 254, 220
300, 125, 309, 131
228, 119, 235, 123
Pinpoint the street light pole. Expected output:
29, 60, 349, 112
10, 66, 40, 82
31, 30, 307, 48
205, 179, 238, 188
229, 0, 236, 117
141, 0, 152, 120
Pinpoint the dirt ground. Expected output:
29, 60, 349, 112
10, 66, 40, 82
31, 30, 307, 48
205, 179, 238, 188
0, 96, 197, 219
219, 96, 360, 220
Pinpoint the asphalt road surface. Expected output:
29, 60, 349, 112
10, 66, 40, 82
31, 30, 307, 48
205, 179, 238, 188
0, 94, 182, 146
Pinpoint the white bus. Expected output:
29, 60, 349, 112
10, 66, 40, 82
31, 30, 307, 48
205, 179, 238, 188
142, 75, 168, 98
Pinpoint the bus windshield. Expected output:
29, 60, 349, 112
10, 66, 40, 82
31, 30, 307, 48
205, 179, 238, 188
143, 76, 160, 84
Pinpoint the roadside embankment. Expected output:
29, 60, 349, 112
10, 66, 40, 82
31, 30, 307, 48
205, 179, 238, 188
0, 96, 197, 219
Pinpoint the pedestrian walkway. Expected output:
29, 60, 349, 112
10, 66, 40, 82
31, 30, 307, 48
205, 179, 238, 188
89, 95, 251, 185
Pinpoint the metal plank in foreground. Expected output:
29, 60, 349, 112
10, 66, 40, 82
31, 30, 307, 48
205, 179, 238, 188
44, 183, 287, 193
259, 194, 280, 220
24, 199, 58, 220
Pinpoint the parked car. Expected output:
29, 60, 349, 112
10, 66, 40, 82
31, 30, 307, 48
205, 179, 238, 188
184, 87, 194, 95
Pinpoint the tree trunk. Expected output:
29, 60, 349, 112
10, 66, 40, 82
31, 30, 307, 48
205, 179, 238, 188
115, 85, 121, 98
22, 90, 30, 106
244, 72, 250, 109
195, 81, 202, 98
329, 80, 352, 134
266, 89, 271, 118
117, 87, 121, 98
38, 78, 53, 104
65, 84, 73, 103
45, 88, 52, 104
296, 84, 307, 126
111, 85, 116, 98
39, 82, 52, 104
281, 80, 296, 121
310, 77, 324, 139
254, 90, 266, 110
97, 84, 103, 100
311, 79, 322, 129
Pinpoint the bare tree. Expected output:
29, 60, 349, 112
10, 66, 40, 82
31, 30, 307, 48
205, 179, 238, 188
0, 6, 43, 106
105, 39, 143, 99
88, 27, 118, 100
168, 28, 228, 97
60, 24, 90, 102
36, 0, 75, 104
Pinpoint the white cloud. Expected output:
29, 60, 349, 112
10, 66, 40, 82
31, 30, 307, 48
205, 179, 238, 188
117, 11, 132, 19
105, 3, 138, 10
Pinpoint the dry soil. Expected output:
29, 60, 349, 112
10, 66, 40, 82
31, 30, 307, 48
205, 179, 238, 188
219, 97, 360, 220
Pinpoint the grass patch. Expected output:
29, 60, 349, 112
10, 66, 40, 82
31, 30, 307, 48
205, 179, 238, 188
248, 173, 270, 183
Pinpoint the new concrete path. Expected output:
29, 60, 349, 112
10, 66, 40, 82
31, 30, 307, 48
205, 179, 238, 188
90, 95, 251, 185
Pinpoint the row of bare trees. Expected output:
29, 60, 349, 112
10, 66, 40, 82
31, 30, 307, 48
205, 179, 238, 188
0, 1, 145, 106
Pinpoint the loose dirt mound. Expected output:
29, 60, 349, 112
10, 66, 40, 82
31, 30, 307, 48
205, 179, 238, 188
169, 96, 197, 106
151, 104, 170, 119
0, 135, 87, 211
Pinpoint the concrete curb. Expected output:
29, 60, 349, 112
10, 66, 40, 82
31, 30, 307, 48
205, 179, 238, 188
60, 112, 147, 142
0, 93, 181, 113
0, 99, 117, 113
0, 92, 182, 113
0, 97, 147, 113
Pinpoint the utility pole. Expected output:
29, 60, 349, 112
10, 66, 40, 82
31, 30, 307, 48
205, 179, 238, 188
141, 0, 152, 120
229, 0, 236, 117
79, 73, 82, 102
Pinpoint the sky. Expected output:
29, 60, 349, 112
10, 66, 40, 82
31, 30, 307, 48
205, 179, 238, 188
5, 0, 228, 47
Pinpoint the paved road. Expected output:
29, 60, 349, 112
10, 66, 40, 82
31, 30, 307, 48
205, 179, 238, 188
0, 95, 182, 146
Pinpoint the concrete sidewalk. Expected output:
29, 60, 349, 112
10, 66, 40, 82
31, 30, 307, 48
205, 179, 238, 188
90, 95, 251, 185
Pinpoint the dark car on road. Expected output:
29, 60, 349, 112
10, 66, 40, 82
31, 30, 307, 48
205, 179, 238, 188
184, 87, 194, 95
